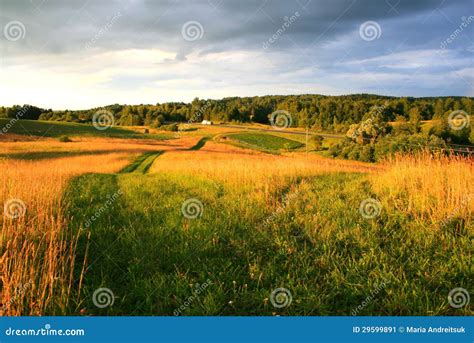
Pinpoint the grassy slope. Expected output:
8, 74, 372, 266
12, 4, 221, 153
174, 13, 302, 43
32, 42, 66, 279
226, 132, 303, 152
0, 119, 172, 139
64, 167, 471, 315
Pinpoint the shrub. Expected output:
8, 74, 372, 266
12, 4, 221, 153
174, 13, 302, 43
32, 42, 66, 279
58, 135, 72, 142
311, 135, 324, 150
160, 123, 178, 132
329, 134, 448, 163
359, 144, 375, 162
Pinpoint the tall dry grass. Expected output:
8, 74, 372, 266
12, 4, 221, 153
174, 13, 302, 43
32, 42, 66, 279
149, 141, 378, 204
0, 136, 194, 157
372, 152, 473, 227
0, 153, 136, 315
151, 141, 377, 179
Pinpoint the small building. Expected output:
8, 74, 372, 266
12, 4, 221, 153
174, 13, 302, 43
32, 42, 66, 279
201, 120, 213, 125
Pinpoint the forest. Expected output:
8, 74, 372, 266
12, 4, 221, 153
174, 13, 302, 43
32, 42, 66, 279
1, 94, 472, 131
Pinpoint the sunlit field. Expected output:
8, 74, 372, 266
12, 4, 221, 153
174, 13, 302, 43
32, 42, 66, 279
2, 2, 474, 342
0, 134, 199, 315
1, 123, 471, 316
373, 153, 473, 225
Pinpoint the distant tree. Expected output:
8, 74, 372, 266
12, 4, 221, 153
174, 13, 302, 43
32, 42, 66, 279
408, 107, 422, 133
346, 111, 390, 144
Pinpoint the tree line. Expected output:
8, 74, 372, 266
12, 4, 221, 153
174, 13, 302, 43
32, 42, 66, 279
1, 94, 472, 134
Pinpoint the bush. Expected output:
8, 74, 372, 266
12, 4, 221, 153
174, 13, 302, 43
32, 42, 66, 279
311, 135, 324, 150
329, 133, 448, 163
328, 141, 343, 157
359, 144, 375, 162
429, 116, 472, 145
160, 123, 178, 132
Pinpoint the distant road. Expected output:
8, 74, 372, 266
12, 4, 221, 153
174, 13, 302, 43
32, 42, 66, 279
215, 124, 345, 139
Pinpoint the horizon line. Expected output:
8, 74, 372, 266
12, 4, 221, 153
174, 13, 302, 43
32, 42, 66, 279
2, 92, 473, 112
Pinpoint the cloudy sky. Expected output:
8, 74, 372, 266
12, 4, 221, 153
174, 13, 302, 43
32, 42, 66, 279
0, 0, 473, 109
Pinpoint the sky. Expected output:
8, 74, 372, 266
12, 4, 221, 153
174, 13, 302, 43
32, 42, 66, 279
0, 0, 473, 110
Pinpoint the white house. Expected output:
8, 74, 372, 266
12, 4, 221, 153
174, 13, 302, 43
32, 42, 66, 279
201, 120, 213, 125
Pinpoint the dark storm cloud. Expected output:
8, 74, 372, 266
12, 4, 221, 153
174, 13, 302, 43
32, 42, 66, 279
1, 0, 473, 105
0, 0, 470, 57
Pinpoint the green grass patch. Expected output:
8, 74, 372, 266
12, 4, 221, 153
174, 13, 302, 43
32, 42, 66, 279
0, 150, 113, 161
189, 137, 209, 151
119, 152, 164, 174
227, 132, 303, 152
62, 170, 472, 315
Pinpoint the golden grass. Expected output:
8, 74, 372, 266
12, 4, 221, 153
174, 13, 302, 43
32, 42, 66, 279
2, 132, 471, 315
151, 141, 377, 179
372, 152, 473, 226
150, 140, 378, 203
0, 135, 198, 315
0, 135, 198, 157
0, 154, 135, 315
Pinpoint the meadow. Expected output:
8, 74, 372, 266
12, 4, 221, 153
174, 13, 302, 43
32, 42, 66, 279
221, 132, 304, 153
0, 118, 173, 140
0, 121, 472, 316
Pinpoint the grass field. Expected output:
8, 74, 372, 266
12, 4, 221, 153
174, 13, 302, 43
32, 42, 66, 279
0, 118, 173, 140
1, 121, 472, 316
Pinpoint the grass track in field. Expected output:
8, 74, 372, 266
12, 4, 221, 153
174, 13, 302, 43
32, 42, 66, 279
189, 136, 210, 151
119, 152, 164, 174
226, 132, 303, 152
